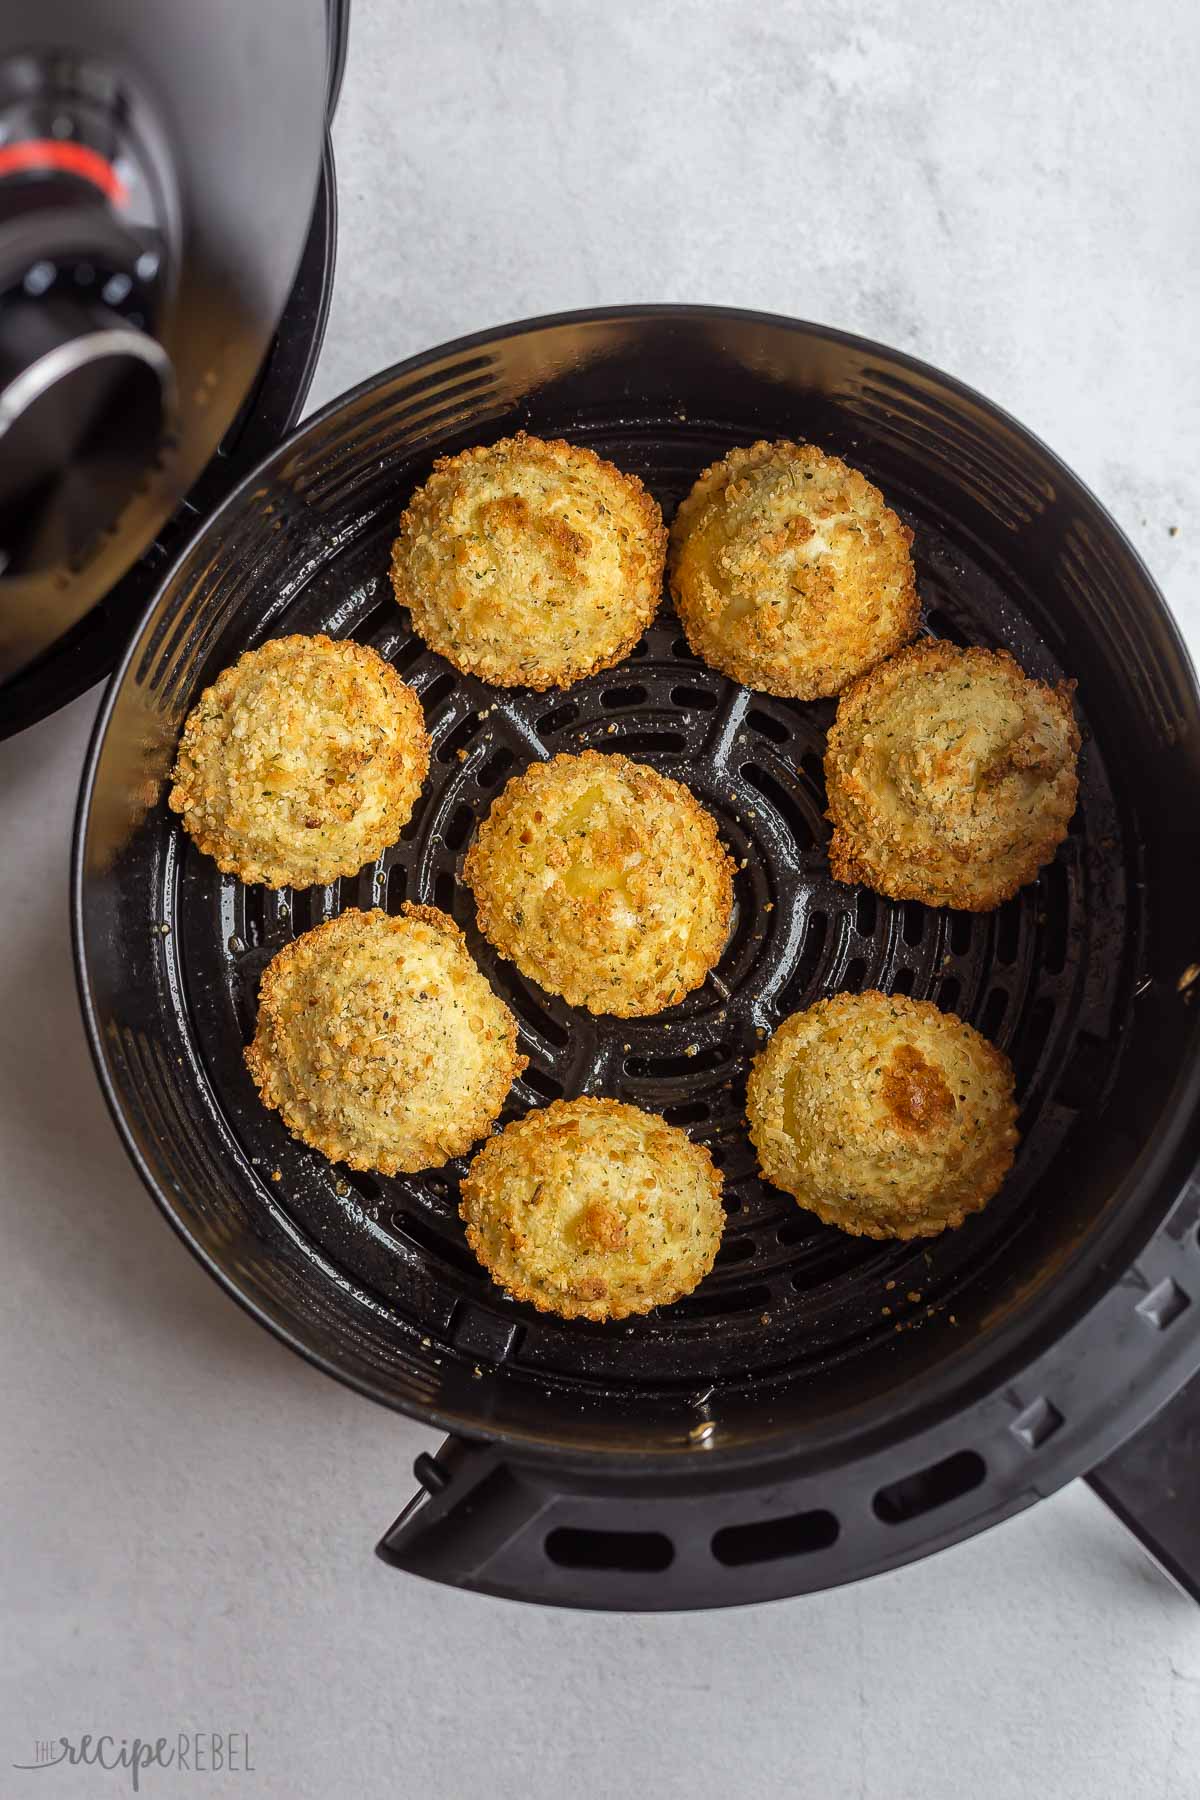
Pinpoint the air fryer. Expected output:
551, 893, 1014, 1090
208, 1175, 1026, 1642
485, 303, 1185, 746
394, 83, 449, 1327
70, 308, 1200, 1610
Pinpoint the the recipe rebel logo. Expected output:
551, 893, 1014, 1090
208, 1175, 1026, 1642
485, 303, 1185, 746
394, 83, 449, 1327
13, 1732, 255, 1790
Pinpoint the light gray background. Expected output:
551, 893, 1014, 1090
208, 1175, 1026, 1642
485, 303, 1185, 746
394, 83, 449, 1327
3, 1, 1199, 1795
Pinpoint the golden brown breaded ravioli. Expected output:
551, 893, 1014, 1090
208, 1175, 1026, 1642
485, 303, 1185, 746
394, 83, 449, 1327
825, 640, 1080, 911
746, 990, 1018, 1240
463, 749, 735, 1017
245, 906, 525, 1174
169, 634, 429, 889
390, 433, 666, 690
460, 1097, 725, 1320
668, 440, 918, 698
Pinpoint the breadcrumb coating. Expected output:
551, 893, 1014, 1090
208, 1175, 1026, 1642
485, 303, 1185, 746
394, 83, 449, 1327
460, 1097, 725, 1319
668, 440, 918, 698
825, 640, 1080, 910
463, 749, 735, 1017
245, 906, 525, 1174
746, 990, 1018, 1240
390, 432, 666, 690
169, 634, 429, 889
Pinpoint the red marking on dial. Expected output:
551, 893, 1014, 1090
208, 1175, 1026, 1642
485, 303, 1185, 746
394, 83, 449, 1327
0, 139, 129, 206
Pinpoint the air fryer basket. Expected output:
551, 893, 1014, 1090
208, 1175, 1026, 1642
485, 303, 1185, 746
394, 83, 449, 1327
75, 308, 1200, 1608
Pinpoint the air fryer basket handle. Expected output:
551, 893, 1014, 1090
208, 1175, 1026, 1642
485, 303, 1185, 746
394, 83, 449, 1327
376, 1438, 553, 1596
375, 1437, 694, 1608
379, 1388, 1200, 1607
1086, 1370, 1200, 1603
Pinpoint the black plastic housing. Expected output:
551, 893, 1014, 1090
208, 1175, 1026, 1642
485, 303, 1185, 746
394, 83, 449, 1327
73, 307, 1200, 1607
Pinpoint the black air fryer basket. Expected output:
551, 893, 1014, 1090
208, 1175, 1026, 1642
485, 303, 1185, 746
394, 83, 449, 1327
74, 308, 1200, 1609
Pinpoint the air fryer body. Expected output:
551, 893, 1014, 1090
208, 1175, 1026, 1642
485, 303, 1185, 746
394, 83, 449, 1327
74, 309, 1200, 1605
0, 0, 330, 697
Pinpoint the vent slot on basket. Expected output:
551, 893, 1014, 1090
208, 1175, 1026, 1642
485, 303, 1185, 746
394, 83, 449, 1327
1012, 995, 1057, 1090
626, 1044, 730, 1078
672, 684, 718, 711
386, 863, 411, 909
662, 1099, 710, 1126
901, 901, 925, 947
388, 633, 427, 676
777, 1214, 820, 1248
1040, 858, 1070, 973
715, 1234, 758, 1266
842, 957, 867, 994
978, 986, 1009, 1041
444, 803, 475, 851
672, 1283, 772, 1320
949, 912, 974, 955
538, 700, 579, 736
523, 1065, 566, 1101
545, 1527, 674, 1573
438, 713, 480, 763
616, 729, 688, 755
746, 707, 789, 744
478, 746, 516, 790
923, 608, 970, 646
873, 1449, 987, 1524
995, 897, 1022, 964
392, 1209, 484, 1284
777, 910, 829, 1013
742, 762, 814, 851
799, 749, 826, 791
711, 1507, 839, 1566
491, 966, 571, 1049
420, 671, 456, 712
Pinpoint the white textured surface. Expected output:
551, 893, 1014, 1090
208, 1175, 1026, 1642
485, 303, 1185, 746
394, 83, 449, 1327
3, 2, 1200, 1796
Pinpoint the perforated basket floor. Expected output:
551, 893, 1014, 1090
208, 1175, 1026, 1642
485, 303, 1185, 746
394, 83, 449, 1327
170, 423, 1131, 1399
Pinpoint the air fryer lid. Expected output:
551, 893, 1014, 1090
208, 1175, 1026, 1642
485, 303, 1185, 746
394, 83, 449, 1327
74, 309, 1200, 1605
0, 134, 337, 741
0, 0, 329, 690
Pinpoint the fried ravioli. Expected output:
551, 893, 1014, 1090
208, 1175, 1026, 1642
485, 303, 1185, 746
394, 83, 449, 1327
390, 432, 666, 690
668, 440, 918, 698
169, 634, 429, 889
746, 990, 1018, 1240
463, 749, 735, 1017
246, 906, 525, 1174
460, 1097, 724, 1320
825, 640, 1079, 910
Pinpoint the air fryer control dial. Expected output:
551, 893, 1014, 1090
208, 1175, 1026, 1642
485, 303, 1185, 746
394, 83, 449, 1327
0, 47, 173, 283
